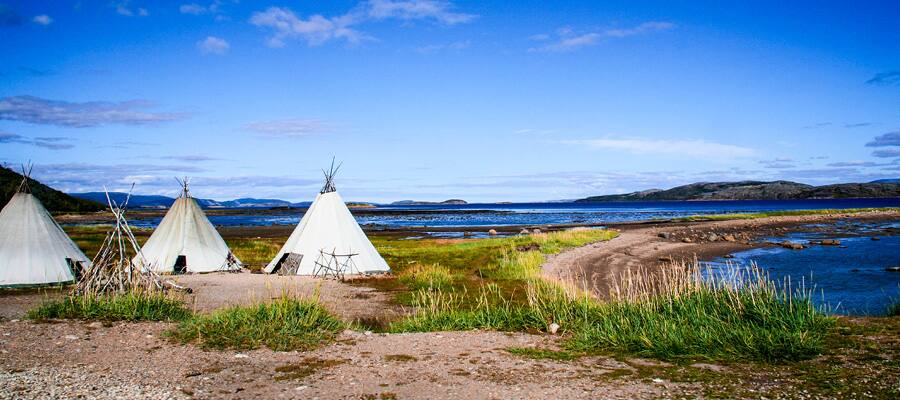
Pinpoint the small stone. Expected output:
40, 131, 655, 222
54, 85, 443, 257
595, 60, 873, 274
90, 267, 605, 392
548, 323, 560, 334
723, 254, 734, 259
364, 331, 373, 336
820, 239, 841, 246
871, 237, 880, 241
722, 234, 736, 242
657, 232, 670, 239
234, 353, 249, 359
520, 228, 530, 235
652, 378, 664, 384
706, 233, 719, 242
681, 237, 693, 243
532, 228, 542, 234
886, 266, 900, 272
487, 229, 497, 236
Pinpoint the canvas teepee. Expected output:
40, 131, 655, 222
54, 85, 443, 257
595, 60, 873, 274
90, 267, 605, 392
133, 179, 240, 273
264, 162, 390, 276
0, 166, 90, 287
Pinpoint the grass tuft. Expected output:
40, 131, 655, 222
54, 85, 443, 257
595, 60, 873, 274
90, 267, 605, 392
398, 263, 456, 291
168, 296, 344, 352
27, 292, 190, 322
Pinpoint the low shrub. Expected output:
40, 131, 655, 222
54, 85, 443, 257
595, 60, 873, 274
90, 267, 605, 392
27, 292, 190, 322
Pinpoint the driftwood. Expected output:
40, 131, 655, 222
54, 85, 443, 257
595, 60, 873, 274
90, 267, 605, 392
74, 186, 190, 296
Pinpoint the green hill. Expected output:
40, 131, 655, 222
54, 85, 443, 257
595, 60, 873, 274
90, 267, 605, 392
0, 165, 104, 212
577, 180, 900, 202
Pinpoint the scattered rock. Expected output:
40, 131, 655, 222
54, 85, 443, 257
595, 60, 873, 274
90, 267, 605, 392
871, 237, 880, 241
532, 228, 542, 234
780, 241, 804, 250
548, 323, 560, 334
487, 229, 497, 236
706, 233, 719, 242
886, 266, 900, 272
681, 238, 693, 243
820, 239, 841, 246
520, 228, 530, 235
723, 254, 734, 259
657, 232, 670, 239
658, 256, 674, 263
463, 232, 472, 237
234, 354, 249, 359
722, 234, 736, 242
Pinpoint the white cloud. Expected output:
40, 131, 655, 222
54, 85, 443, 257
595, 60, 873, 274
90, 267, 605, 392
249, 1, 475, 47
197, 36, 230, 54
564, 137, 755, 158
414, 40, 469, 54
244, 118, 331, 138
32, 14, 52, 25
249, 7, 363, 47
532, 21, 675, 52
366, 0, 476, 25
180, 3, 207, 15
114, 1, 148, 17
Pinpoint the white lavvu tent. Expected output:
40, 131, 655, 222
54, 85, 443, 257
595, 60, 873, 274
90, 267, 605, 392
133, 179, 240, 273
264, 162, 390, 276
0, 171, 90, 287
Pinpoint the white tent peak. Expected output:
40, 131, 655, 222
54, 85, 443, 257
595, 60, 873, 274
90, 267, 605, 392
133, 179, 240, 273
265, 162, 390, 276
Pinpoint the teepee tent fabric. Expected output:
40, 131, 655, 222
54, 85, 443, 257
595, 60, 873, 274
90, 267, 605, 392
264, 171, 389, 275
0, 192, 90, 287
134, 184, 240, 273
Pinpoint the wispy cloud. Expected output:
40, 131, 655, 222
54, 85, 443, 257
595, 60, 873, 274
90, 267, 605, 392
759, 158, 796, 169
249, 1, 476, 47
0, 95, 186, 128
0, 131, 75, 150
366, 0, 476, 25
865, 131, 900, 147
872, 148, 900, 158
865, 71, 900, 86
32, 14, 51, 25
244, 118, 331, 138
563, 137, 754, 158
414, 40, 470, 54
0, 4, 22, 26
159, 155, 221, 163
114, 1, 148, 17
197, 36, 229, 54
802, 122, 831, 129
179, 1, 230, 17
844, 122, 871, 128
531, 22, 675, 52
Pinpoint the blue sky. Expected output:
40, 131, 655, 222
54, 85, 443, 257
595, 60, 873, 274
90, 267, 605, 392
1, 0, 899, 203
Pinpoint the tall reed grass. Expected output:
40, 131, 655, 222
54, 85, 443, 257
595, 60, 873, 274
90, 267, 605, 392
392, 261, 834, 361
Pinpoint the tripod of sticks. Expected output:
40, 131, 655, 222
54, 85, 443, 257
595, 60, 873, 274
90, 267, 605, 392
74, 185, 188, 296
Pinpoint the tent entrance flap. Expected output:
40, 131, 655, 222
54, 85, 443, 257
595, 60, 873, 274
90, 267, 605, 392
173, 255, 187, 274
273, 253, 303, 275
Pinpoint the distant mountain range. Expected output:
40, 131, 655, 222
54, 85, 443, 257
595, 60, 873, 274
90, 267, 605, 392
390, 199, 468, 205
0, 166, 104, 212
576, 180, 900, 202
69, 192, 312, 209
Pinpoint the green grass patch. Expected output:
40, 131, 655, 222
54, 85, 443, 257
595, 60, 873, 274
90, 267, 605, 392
669, 207, 900, 222
886, 300, 900, 317
397, 263, 457, 291
27, 292, 190, 322
506, 346, 577, 361
168, 296, 344, 351
225, 237, 283, 271
391, 265, 835, 362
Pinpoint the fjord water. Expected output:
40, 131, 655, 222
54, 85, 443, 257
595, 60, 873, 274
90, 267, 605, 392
707, 228, 900, 316
129, 198, 900, 228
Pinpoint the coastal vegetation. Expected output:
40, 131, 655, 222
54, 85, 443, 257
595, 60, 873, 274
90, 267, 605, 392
27, 292, 190, 322
168, 295, 344, 351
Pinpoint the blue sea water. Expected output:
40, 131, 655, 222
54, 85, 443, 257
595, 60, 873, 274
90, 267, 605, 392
705, 228, 900, 316
124, 198, 900, 229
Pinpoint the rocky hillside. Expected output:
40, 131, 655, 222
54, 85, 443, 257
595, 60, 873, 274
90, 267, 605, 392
0, 166, 104, 212
577, 180, 900, 202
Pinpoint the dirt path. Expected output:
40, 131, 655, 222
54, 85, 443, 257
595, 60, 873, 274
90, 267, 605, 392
0, 320, 690, 399
543, 210, 900, 298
